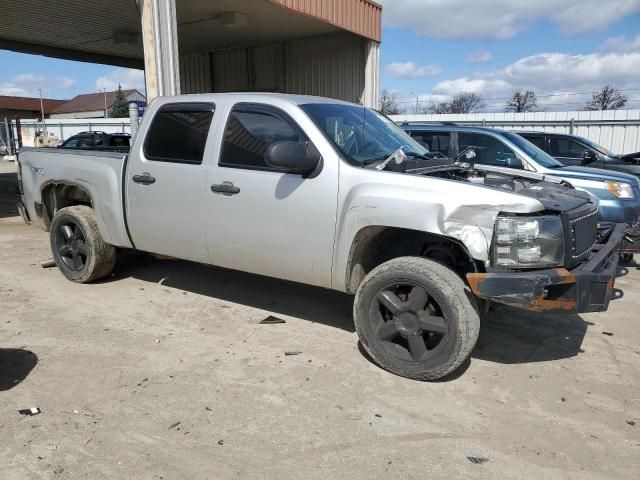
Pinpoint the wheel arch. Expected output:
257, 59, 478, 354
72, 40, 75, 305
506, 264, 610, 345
40, 180, 94, 230
344, 225, 480, 294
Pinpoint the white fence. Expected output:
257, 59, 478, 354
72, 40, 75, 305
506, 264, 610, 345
14, 118, 132, 146
390, 109, 640, 154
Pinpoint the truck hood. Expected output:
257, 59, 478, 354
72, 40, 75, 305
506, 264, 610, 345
555, 165, 640, 186
413, 163, 593, 214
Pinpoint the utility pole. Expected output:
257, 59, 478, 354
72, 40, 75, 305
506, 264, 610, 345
103, 89, 108, 118
38, 88, 47, 134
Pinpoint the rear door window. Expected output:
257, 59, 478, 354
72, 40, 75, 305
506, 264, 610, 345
143, 103, 215, 165
61, 138, 80, 148
550, 137, 587, 159
458, 132, 519, 167
520, 134, 546, 151
219, 104, 305, 170
409, 131, 450, 156
109, 136, 130, 147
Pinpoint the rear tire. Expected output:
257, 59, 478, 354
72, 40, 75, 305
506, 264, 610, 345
353, 257, 480, 381
50, 206, 116, 283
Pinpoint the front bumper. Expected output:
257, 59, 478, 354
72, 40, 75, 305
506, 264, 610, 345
599, 221, 640, 254
467, 223, 625, 313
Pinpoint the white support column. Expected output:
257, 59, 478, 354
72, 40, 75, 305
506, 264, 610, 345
362, 40, 380, 109
140, 0, 181, 101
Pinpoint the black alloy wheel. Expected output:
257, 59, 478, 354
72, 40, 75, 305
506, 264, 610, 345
54, 220, 89, 272
371, 282, 448, 362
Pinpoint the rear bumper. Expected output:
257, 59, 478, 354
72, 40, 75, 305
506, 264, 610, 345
467, 223, 625, 313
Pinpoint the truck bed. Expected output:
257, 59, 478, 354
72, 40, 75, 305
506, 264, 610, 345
17, 147, 132, 248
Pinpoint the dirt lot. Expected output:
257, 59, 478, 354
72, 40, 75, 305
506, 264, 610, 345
1, 161, 639, 479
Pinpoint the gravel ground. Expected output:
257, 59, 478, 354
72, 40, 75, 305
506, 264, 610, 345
1, 161, 639, 479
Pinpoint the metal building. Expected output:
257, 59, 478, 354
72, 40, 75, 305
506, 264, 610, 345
0, 0, 382, 107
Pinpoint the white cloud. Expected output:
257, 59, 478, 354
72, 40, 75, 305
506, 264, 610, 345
600, 34, 640, 53
418, 37, 640, 111
0, 74, 75, 97
466, 50, 492, 64
378, 0, 640, 39
385, 61, 442, 78
96, 68, 145, 93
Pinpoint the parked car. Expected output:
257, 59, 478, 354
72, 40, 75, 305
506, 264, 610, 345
16, 94, 624, 381
0, 138, 9, 156
58, 131, 131, 151
401, 124, 640, 261
516, 131, 640, 178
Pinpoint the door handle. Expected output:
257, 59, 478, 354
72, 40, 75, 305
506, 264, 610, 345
211, 181, 240, 196
132, 173, 156, 185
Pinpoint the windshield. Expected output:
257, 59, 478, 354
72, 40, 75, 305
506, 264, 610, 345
579, 136, 614, 156
502, 131, 564, 168
300, 103, 428, 166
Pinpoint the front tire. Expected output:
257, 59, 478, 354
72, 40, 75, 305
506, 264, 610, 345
354, 257, 480, 381
50, 205, 116, 283
620, 253, 634, 265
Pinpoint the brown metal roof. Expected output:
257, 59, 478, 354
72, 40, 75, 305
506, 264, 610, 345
0, 96, 68, 114
269, 0, 382, 42
51, 89, 142, 114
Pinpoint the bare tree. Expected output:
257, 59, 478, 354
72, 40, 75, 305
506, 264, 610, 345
427, 101, 453, 114
449, 92, 486, 113
378, 89, 403, 115
505, 89, 538, 113
584, 85, 628, 111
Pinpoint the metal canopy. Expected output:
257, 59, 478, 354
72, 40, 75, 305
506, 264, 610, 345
0, 0, 381, 69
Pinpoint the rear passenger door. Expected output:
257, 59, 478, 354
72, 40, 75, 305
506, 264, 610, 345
126, 102, 215, 262
203, 103, 339, 287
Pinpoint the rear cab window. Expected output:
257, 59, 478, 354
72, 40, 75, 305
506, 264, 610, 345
219, 103, 308, 171
143, 102, 215, 165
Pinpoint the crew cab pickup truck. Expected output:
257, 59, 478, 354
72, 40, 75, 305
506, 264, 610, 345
16, 93, 624, 381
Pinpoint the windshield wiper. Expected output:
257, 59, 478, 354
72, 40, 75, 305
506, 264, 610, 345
405, 151, 449, 161
364, 147, 408, 171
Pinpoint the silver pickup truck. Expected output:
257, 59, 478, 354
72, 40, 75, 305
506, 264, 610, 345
16, 93, 624, 381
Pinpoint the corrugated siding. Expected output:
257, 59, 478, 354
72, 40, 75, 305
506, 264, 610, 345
270, 0, 382, 41
180, 33, 369, 105
391, 110, 640, 154
252, 43, 283, 91
284, 33, 365, 103
180, 53, 211, 94
212, 49, 250, 92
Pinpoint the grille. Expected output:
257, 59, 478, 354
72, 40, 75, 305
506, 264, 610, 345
567, 204, 599, 262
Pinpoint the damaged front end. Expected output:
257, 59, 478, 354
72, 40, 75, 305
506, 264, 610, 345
467, 223, 623, 313
411, 163, 624, 314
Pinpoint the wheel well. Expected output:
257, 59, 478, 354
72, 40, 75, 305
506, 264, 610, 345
40, 182, 93, 230
345, 226, 479, 294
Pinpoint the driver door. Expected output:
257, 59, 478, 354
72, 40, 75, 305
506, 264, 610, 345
549, 136, 601, 167
203, 103, 339, 288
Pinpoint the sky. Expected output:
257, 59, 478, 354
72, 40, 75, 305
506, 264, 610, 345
1, 0, 640, 112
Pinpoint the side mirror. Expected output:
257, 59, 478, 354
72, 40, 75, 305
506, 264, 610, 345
265, 141, 321, 174
505, 156, 524, 169
582, 150, 597, 165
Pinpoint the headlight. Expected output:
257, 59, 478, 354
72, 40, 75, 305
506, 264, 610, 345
493, 216, 564, 268
605, 181, 634, 199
